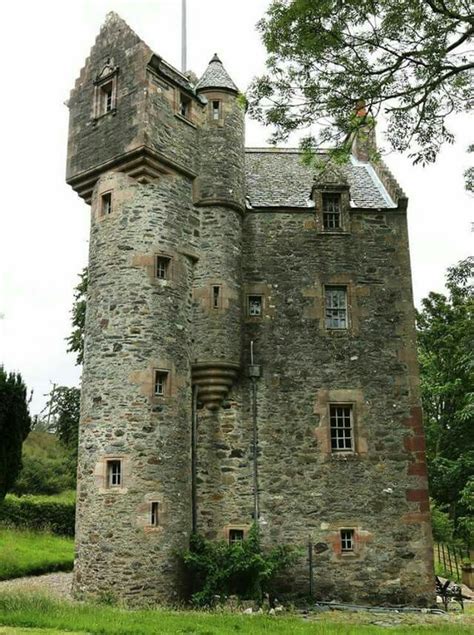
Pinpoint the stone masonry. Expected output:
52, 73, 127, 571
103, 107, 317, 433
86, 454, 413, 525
66, 13, 434, 606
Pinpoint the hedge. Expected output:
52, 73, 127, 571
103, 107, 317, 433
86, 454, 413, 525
0, 494, 75, 536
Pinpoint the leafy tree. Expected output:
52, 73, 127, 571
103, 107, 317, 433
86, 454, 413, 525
0, 367, 32, 499
44, 386, 81, 460
417, 257, 474, 541
249, 0, 473, 181
66, 267, 88, 365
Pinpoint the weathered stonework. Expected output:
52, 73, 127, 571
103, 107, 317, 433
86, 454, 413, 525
67, 12, 434, 607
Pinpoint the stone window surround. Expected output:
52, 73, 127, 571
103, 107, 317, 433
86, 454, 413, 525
243, 283, 274, 321
303, 274, 363, 335
131, 247, 178, 287
153, 368, 171, 398
100, 190, 113, 217
222, 524, 251, 543
321, 522, 373, 560
247, 294, 264, 318
154, 253, 173, 282
136, 495, 166, 534
92, 67, 119, 120
313, 388, 368, 457
313, 187, 350, 234
175, 89, 198, 128
95, 454, 130, 494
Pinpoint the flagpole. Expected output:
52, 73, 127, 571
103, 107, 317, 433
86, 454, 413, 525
181, 0, 187, 73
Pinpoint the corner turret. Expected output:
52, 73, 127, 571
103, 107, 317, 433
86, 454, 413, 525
195, 54, 239, 93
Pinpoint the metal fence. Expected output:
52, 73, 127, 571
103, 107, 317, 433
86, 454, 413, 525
434, 542, 470, 581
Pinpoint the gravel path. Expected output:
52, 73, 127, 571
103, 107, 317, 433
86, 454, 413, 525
0, 572, 73, 600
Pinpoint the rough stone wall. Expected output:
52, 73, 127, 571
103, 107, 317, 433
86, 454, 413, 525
74, 171, 197, 603
67, 16, 151, 181
231, 206, 434, 605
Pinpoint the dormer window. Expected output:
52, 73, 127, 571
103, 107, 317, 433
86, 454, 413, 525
179, 93, 191, 119
93, 61, 118, 119
322, 193, 341, 230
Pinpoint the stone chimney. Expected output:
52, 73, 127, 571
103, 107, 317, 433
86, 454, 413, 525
351, 101, 377, 162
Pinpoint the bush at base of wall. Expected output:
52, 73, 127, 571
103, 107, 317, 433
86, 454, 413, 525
0, 493, 75, 537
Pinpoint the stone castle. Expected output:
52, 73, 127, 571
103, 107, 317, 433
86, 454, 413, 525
66, 13, 434, 605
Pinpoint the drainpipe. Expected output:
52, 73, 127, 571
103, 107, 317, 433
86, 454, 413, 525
249, 341, 261, 523
191, 384, 199, 534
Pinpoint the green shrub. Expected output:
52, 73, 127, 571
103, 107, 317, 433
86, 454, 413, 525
182, 524, 298, 607
431, 503, 454, 543
0, 493, 75, 537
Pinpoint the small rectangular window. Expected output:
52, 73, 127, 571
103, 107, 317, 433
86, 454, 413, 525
212, 285, 221, 309
229, 529, 244, 544
322, 193, 341, 230
101, 192, 112, 215
248, 295, 263, 317
212, 100, 220, 120
340, 529, 355, 552
179, 93, 191, 118
325, 286, 348, 329
330, 405, 354, 451
100, 81, 114, 114
154, 370, 169, 396
150, 502, 159, 527
106, 460, 122, 488
155, 256, 171, 280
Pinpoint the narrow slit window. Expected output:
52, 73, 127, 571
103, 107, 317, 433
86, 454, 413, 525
212, 285, 221, 309
229, 529, 244, 544
330, 405, 354, 451
248, 295, 263, 317
325, 286, 348, 329
212, 100, 220, 120
154, 370, 169, 396
322, 193, 341, 230
150, 502, 159, 527
340, 529, 355, 552
155, 256, 171, 280
106, 460, 122, 488
101, 192, 112, 215
100, 81, 114, 114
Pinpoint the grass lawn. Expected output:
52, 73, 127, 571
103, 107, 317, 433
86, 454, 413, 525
0, 529, 74, 580
0, 594, 472, 635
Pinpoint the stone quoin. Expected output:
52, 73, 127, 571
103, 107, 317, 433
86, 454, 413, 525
66, 12, 435, 605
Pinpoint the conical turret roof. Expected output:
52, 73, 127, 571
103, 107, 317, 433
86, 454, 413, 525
195, 54, 238, 93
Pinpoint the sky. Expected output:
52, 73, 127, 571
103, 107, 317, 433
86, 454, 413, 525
0, 0, 472, 418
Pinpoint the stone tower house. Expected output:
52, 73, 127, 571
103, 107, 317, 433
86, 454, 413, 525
66, 13, 434, 605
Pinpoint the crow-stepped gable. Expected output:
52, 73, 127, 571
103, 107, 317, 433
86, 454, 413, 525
67, 12, 434, 606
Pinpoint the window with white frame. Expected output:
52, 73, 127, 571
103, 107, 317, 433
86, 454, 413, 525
154, 370, 169, 396
229, 529, 244, 544
322, 193, 342, 230
101, 192, 112, 215
179, 93, 191, 118
248, 295, 263, 317
325, 286, 348, 329
155, 256, 171, 280
106, 459, 122, 488
211, 100, 220, 120
330, 404, 354, 451
340, 529, 355, 552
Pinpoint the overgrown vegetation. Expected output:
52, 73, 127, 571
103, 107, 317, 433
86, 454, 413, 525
0, 492, 75, 537
417, 257, 474, 546
12, 431, 75, 496
183, 525, 298, 606
0, 529, 74, 580
0, 367, 31, 501
66, 267, 88, 366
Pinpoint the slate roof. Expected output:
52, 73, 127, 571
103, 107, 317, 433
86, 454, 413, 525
245, 149, 397, 209
196, 54, 239, 93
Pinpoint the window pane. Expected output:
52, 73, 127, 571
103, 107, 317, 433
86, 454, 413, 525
325, 287, 348, 329
330, 405, 353, 451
